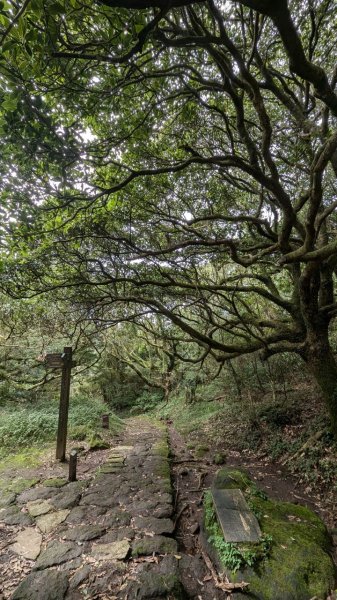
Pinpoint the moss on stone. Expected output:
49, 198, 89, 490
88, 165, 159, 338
154, 460, 171, 480
213, 467, 251, 490
152, 439, 169, 459
0, 447, 47, 471
43, 478, 68, 488
152, 437, 171, 480
2, 477, 40, 494
160, 477, 172, 493
204, 468, 336, 599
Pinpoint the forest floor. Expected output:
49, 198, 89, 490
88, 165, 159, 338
0, 411, 336, 599
155, 384, 337, 564
169, 422, 337, 564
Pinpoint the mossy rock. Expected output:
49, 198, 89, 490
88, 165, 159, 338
132, 535, 178, 557
203, 468, 336, 599
152, 439, 169, 459
125, 569, 186, 599
154, 459, 171, 479
43, 478, 68, 488
5, 477, 40, 494
88, 434, 109, 450
213, 467, 251, 490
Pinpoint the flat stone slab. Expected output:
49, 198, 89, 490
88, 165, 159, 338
26, 499, 52, 517
34, 540, 82, 570
107, 454, 124, 462
153, 503, 173, 518
50, 490, 81, 510
101, 509, 131, 528
99, 464, 123, 474
98, 527, 135, 544
132, 535, 178, 557
17, 488, 59, 504
63, 524, 105, 541
11, 568, 68, 600
36, 509, 70, 533
0, 491, 16, 507
0, 505, 33, 526
10, 528, 42, 560
211, 488, 261, 542
133, 516, 174, 535
111, 446, 133, 452
69, 565, 91, 590
66, 505, 106, 524
91, 539, 130, 561
79, 489, 117, 507
124, 555, 182, 599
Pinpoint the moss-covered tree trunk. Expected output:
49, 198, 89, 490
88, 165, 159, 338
298, 261, 337, 436
305, 334, 337, 437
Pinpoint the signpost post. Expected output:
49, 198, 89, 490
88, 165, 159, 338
45, 346, 74, 462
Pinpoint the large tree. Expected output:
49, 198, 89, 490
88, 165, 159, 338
2, 0, 337, 430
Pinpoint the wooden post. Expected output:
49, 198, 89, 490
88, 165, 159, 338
102, 414, 109, 429
56, 346, 73, 461
69, 450, 77, 482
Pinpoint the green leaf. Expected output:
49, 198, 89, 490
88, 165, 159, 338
48, 2, 65, 15
2, 95, 18, 112
0, 14, 9, 26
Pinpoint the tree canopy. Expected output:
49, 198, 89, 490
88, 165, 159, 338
1, 0, 337, 431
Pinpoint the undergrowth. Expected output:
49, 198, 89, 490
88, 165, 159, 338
155, 380, 337, 493
0, 394, 123, 457
155, 392, 222, 434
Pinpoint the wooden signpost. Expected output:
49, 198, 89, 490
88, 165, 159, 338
102, 414, 109, 429
45, 346, 74, 462
69, 450, 78, 481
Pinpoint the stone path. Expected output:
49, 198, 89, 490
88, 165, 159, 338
1, 417, 205, 600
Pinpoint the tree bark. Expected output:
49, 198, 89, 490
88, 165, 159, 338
305, 333, 337, 437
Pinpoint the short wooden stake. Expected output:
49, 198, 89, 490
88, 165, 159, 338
69, 450, 77, 482
56, 346, 73, 462
102, 414, 109, 429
